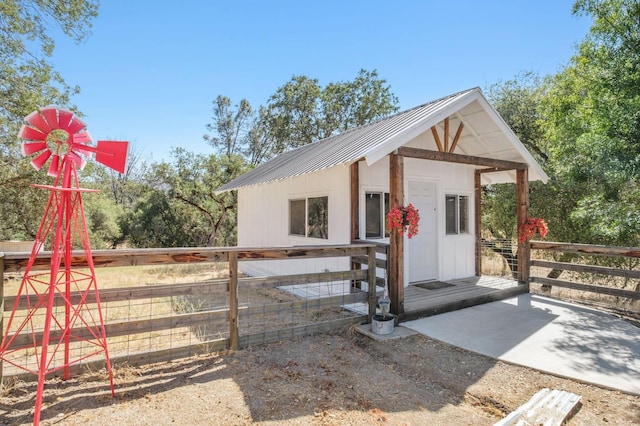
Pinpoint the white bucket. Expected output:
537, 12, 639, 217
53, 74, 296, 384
371, 314, 395, 335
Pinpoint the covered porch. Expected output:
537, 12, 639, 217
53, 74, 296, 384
352, 241, 527, 322
350, 124, 536, 318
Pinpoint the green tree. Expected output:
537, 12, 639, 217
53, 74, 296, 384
194, 69, 400, 248
84, 192, 124, 249
540, 0, 640, 246
203, 96, 254, 158
122, 149, 247, 248
263, 69, 399, 153
0, 0, 99, 240
121, 190, 200, 248
484, 73, 549, 241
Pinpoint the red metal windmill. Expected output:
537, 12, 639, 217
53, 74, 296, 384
0, 106, 128, 425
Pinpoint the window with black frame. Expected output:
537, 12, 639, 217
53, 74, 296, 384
446, 194, 469, 235
365, 192, 390, 238
289, 196, 328, 239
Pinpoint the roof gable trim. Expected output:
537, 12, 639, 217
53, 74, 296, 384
364, 89, 480, 166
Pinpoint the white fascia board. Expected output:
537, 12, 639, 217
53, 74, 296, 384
364, 90, 480, 166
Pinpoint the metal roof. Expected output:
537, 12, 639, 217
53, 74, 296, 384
216, 87, 548, 193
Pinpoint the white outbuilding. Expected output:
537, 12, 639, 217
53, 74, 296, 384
217, 87, 548, 314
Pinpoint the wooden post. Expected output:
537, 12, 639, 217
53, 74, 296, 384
350, 162, 359, 242
516, 168, 530, 285
367, 246, 377, 323
475, 170, 482, 276
0, 254, 4, 386
350, 162, 361, 289
228, 252, 239, 350
389, 153, 405, 314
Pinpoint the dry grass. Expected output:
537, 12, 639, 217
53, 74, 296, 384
480, 250, 513, 277
2, 262, 365, 377
1, 263, 230, 376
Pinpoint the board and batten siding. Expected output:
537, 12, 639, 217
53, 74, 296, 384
237, 166, 352, 278
237, 152, 477, 282
358, 156, 476, 284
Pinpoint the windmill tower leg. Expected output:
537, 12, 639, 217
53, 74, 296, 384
3, 105, 127, 425
0, 162, 115, 426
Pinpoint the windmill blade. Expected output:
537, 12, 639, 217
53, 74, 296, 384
41, 107, 59, 130
95, 140, 129, 174
47, 154, 61, 177
21, 141, 48, 156
67, 151, 87, 170
72, 131, 92, 145
66, 116, 87, 135
72, 131, 94, 158
19, 125, 48, 142
30, 149, 52, 171
25, 110, 51, 134
57, 109, 74, 130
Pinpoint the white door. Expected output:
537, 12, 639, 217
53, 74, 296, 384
408, 181, 437, 282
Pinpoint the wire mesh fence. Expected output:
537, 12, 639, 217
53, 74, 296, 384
479, 238, 518, 278
0, 245, 376, 379
529, 241, 640, 320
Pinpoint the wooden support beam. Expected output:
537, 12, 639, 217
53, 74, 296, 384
430, 126, 444, 152
444, 117, 450, 152
475, 170, 482, 276
516, 168, 530, 285
367, 246, 377, 323
228, 252, 239, 351
397, 147, 528, 171
350, 162, 359, 241
477, 166, 511, 174
0, 255, 4, 384
450, 122, 464, 153
389, 153, 405, 315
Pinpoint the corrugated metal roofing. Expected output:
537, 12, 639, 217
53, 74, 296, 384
216, 87, 547, 192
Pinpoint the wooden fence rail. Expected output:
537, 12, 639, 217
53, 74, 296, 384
0, 244, 377, 381
529, 241, 640, 308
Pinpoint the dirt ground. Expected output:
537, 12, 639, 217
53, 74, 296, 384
1, 328, 638, 426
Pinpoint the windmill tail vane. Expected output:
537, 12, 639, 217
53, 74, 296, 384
0, 105, 129, 426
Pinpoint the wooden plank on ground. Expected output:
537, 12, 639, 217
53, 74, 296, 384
494, 388, 581, 426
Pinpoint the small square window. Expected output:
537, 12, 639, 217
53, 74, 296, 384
289, 196, 329, 239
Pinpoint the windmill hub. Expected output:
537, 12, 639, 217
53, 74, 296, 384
46, 129, 70, 155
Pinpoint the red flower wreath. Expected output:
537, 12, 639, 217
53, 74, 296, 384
387, 203, 420, 239
518, 217, 548, 243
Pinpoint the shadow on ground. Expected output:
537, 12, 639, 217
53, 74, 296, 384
1, 331, 502, 425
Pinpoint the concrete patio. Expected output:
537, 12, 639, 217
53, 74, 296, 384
402, 293, 640, 395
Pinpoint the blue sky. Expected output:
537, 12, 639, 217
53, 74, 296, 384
50, 1, 591, 162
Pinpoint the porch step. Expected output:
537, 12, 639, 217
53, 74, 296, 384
494, 388, 582, 426
400, 284, 528, 322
